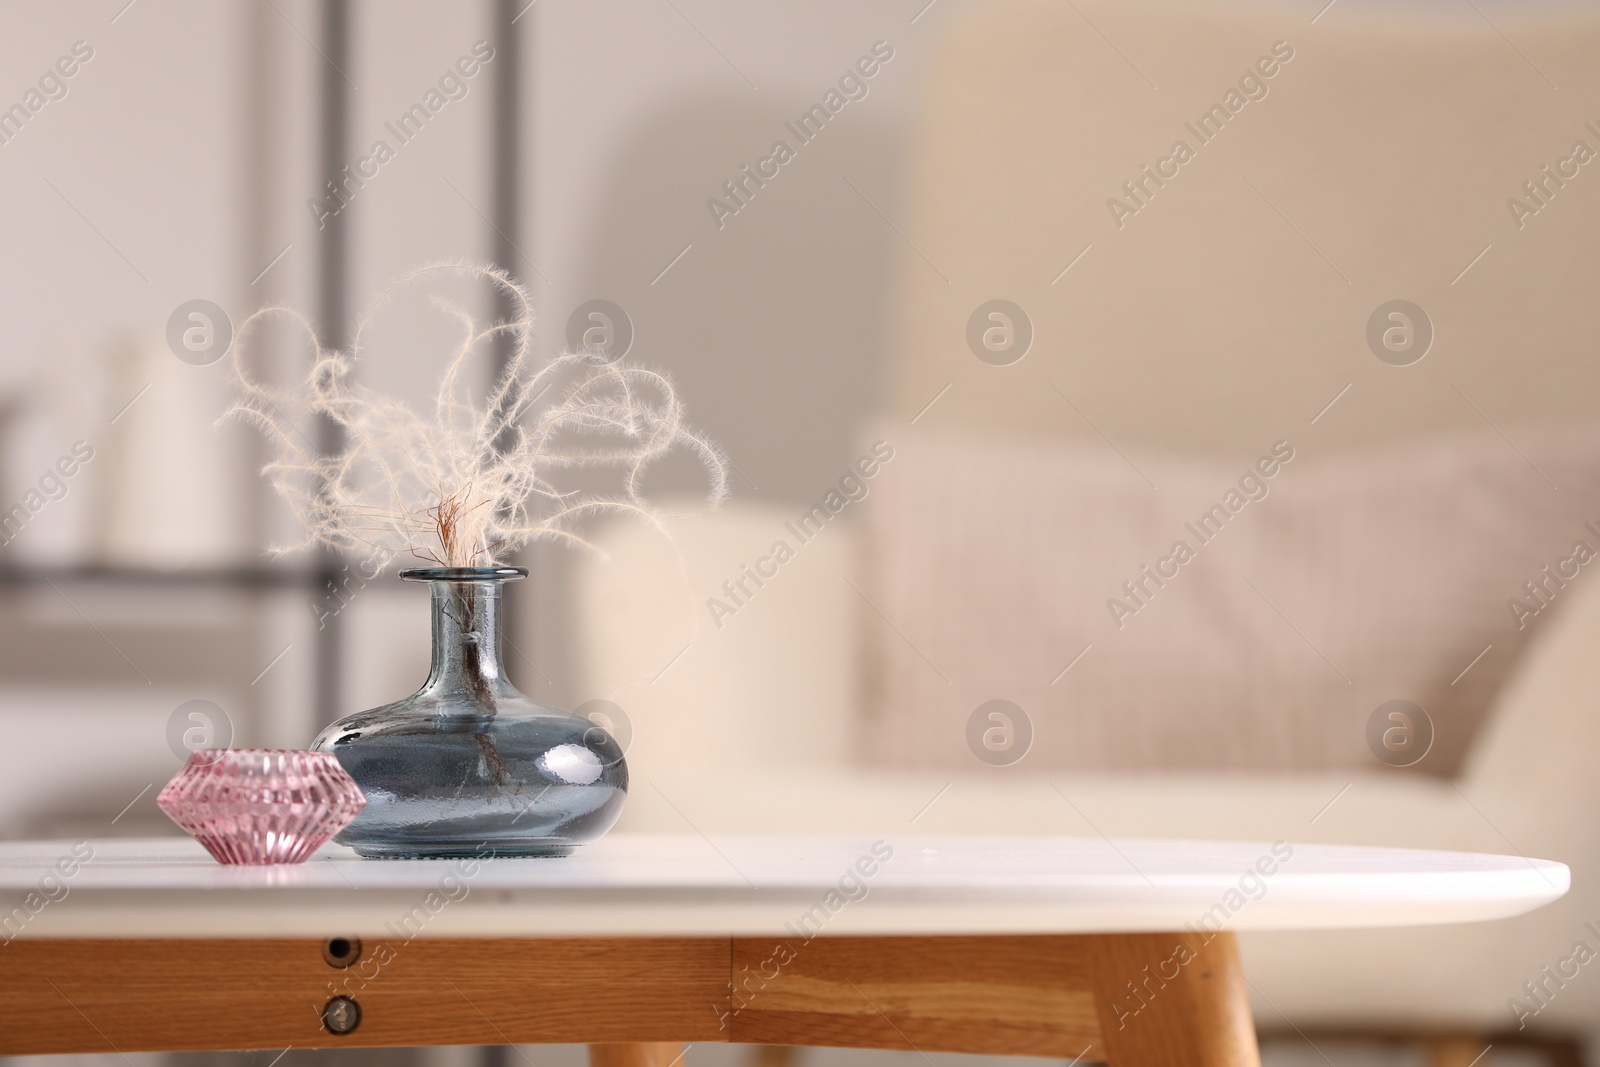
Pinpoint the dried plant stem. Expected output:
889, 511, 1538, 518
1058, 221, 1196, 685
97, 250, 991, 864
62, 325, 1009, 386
222, 262, 729, 570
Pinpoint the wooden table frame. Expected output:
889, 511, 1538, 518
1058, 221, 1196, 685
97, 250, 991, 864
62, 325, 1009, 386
0, 932, 1258, 1066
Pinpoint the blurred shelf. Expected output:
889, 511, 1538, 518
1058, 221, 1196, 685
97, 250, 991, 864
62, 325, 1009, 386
0, 565, 324, 590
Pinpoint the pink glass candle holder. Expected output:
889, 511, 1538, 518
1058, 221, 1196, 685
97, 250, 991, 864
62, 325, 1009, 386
157, 749, 367, 865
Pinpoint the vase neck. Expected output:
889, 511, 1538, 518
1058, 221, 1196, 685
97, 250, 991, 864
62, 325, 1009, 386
422, 579, 519, 706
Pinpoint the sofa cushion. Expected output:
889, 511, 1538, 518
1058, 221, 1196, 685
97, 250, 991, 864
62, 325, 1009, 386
864, 426, 1600, 775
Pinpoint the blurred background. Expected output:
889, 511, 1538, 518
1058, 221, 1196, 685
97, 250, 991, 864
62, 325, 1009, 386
4, 0, 1600, 1064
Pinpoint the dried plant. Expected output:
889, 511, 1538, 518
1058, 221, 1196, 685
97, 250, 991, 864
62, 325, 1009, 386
223, 263, 728, 570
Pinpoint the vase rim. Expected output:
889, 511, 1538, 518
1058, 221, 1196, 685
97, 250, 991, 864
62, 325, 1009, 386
399, 566, 528, 582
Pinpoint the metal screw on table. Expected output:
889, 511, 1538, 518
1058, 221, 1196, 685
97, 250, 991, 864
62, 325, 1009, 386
323, 996, 361, 1035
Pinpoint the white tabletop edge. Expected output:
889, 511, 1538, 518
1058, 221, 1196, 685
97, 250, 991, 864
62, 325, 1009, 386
0, 834, 1568, 938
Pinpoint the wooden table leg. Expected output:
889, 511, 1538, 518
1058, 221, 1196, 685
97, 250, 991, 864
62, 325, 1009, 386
590, 1043, 687, 1067
1086, 931, 1262, 1067
1429, 1037, 1490, 1067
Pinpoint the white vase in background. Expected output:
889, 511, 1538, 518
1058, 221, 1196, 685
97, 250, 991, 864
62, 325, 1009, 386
92, 333, 241, 570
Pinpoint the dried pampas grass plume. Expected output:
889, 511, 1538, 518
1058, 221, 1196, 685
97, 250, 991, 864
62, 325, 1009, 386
223, 263, 729, 569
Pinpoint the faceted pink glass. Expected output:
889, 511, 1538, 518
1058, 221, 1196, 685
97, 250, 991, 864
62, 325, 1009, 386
157, 749, 367, 865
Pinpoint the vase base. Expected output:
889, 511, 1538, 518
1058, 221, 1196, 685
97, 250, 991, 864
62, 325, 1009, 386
348, 844, 576, 863
349, 842, 577, 860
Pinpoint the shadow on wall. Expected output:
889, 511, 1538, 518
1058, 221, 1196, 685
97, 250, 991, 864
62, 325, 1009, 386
535, 93, 902, 703
567, 92, 900, 504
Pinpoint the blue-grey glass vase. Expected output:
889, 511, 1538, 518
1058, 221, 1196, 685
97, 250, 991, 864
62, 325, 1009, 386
311, 567, 626, 858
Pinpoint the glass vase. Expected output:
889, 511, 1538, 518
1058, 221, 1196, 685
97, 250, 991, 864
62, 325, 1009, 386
311, 567, 626, 858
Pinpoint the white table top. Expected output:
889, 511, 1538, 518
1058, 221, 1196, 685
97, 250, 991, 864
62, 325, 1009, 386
0, 834, 1567, 939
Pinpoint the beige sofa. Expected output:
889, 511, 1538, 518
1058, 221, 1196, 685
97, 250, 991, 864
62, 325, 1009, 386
575, 0, 1600, 1044
570, 496, 1599, 1036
